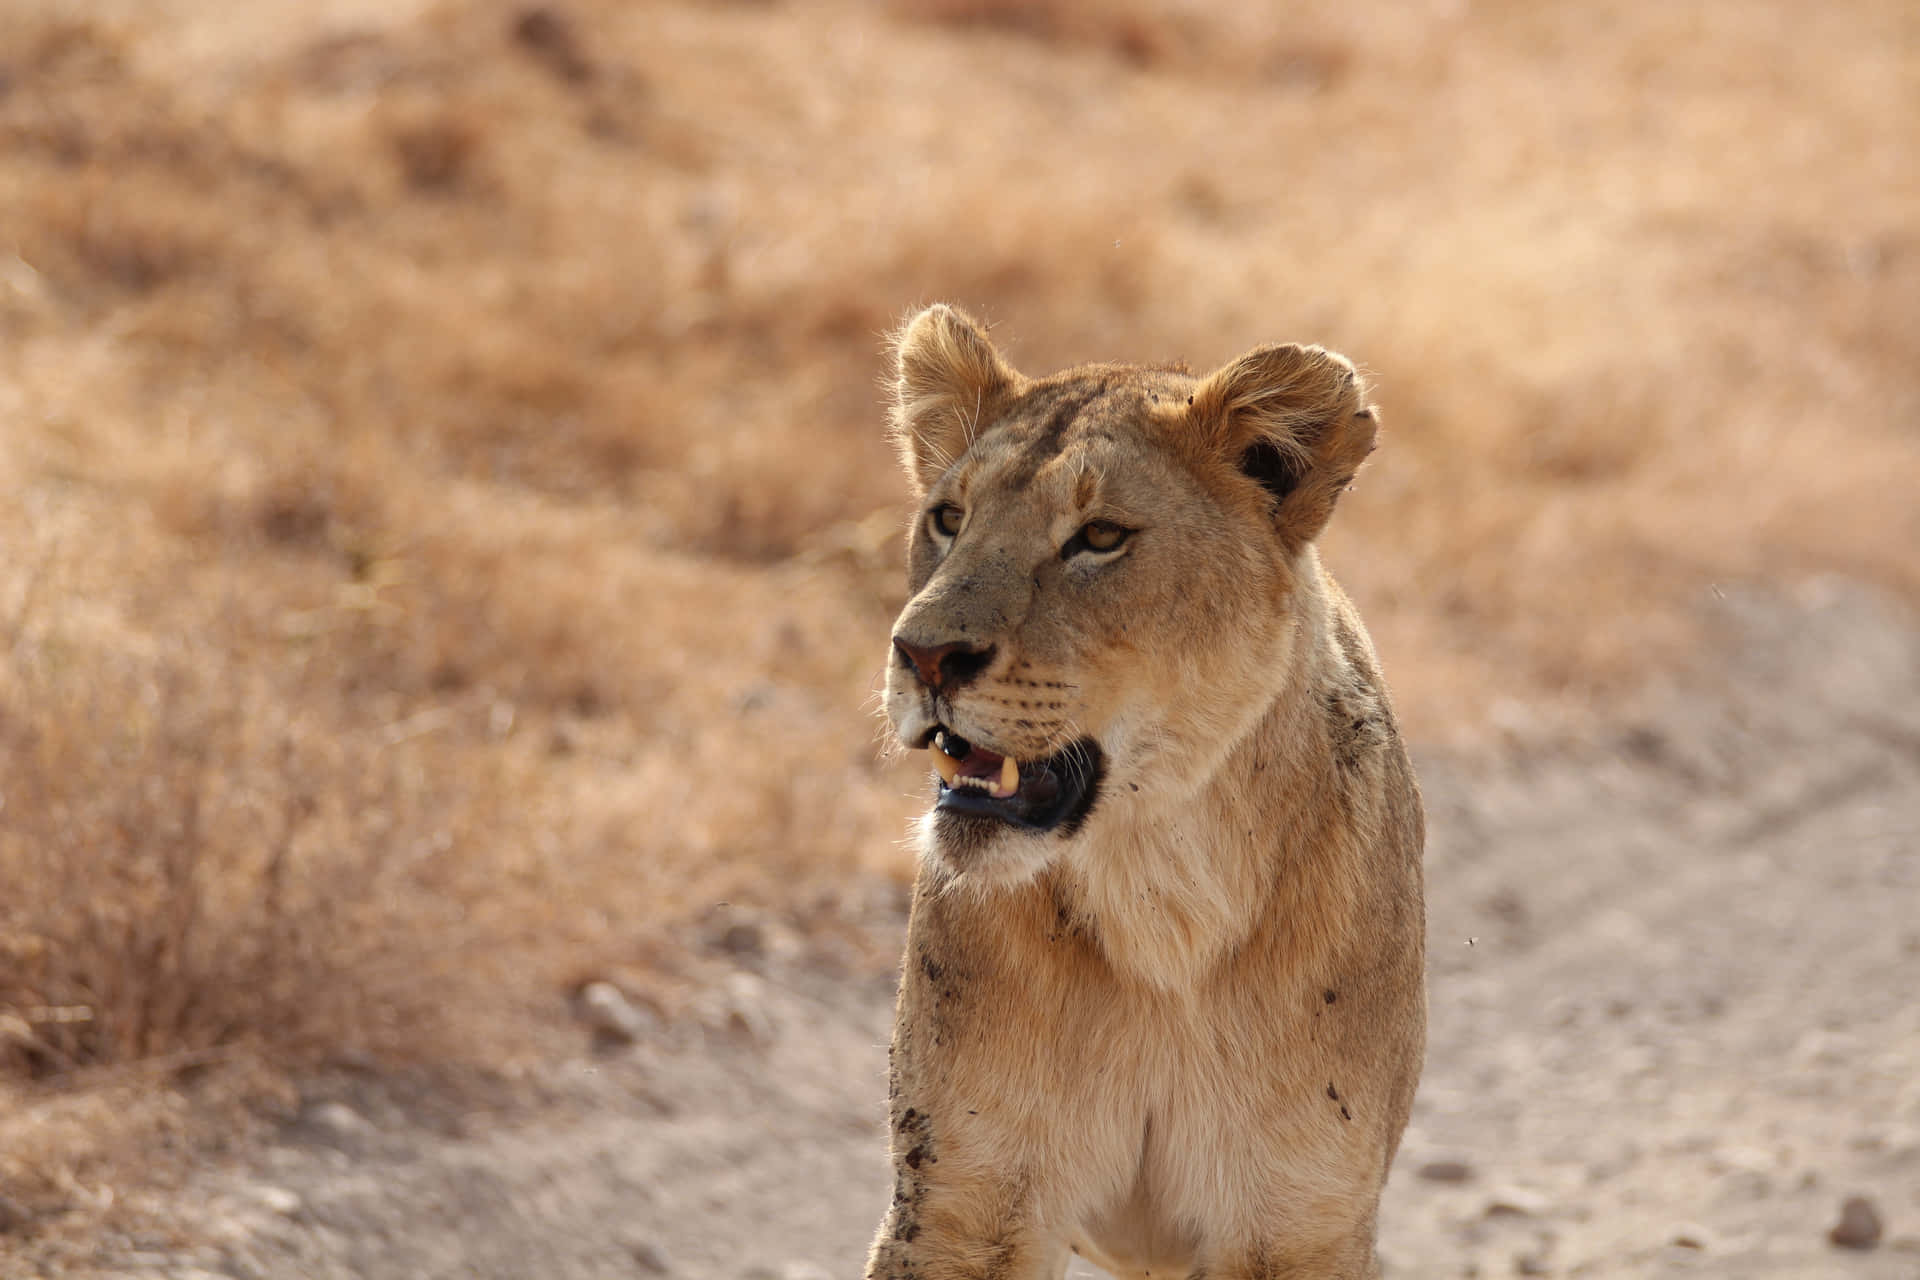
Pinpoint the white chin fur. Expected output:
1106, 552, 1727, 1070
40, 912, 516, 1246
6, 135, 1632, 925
917, 810, 1061, 892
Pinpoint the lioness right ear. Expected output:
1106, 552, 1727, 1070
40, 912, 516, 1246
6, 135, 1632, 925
889, 304, 1024, 496
1188, 343, 1377, 554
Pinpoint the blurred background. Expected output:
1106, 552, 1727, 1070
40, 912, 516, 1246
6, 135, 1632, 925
1, 0, 1915, 1274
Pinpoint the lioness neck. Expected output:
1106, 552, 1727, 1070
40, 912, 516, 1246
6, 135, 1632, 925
1056, 556, 1359, 993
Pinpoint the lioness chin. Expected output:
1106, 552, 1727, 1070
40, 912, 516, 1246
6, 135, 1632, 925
867, 306, 1425, 1280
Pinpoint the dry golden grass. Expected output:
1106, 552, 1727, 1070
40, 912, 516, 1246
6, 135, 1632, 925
0, 0, 1915, 1219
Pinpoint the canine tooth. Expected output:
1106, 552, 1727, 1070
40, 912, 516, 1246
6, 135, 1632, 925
930, 746, 959, 786
996, 755, 1020, 797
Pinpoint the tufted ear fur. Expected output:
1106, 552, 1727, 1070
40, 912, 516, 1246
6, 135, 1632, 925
889, 304, 1025, 496
1187, 342, 1378, 553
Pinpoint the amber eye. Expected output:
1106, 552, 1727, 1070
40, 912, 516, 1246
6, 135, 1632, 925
1075, 520, 1132, 554
928, 504, 964, 538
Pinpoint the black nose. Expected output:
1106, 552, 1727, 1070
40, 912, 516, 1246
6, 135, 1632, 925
893, 636, 996, 692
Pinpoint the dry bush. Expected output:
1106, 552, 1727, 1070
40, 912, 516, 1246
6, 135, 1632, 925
0, 643, 475, 1078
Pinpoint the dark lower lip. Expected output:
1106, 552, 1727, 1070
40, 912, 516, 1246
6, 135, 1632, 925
935, 737, 1105, 835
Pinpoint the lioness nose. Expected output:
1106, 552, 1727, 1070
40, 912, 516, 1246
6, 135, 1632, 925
893, 636, 996, 692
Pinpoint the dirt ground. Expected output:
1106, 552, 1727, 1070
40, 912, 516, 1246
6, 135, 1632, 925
6, 578, 1913, 1279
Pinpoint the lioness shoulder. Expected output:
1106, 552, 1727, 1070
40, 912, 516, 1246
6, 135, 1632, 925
869, 305, 1425, 1280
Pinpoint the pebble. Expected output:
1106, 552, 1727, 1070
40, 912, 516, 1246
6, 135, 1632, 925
1418, 1158, 1475, 1184
1669, 1225, 1712, 1250
577, 981, 653, 1046
715, 920, 766, 959
699, 971, 777, 1046
1484, 1185, 1552, 1218
247, 1184, 303, 1217
305, 1101, 370, 1139
623, 1235, 671, 1274
1829, 1194, 1884, 1250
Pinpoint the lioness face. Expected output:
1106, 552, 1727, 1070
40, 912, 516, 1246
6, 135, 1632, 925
883, 307, 1375, 885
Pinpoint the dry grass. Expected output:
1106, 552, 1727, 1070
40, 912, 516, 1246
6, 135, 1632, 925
0, 0, 1915, 1229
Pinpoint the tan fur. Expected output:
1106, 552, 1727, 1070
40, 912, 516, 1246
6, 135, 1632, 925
869, 306, 1425, 1280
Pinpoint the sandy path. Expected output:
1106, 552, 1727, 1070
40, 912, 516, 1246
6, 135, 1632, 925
48, 581, 1920, 1279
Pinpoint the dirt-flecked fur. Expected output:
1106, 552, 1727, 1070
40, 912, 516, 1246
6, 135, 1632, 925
868, 306, 1427, 1279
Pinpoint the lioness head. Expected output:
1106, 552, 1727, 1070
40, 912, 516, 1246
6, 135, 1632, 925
883, 304, 1377, 886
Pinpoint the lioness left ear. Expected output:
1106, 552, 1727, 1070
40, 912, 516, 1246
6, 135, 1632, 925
888, 304, 1026, 497
1187, 343, 1377, 553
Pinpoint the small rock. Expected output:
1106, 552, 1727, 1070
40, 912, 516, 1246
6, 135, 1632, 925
623, 1236, 671, 1274
247, 1184, 303, 1217
699, 971, 777, 1046
305, 1101, 370, 1139
576, 981, 653, 1047
1669, 1224, 1712, 1250
1419, 1159, 1475, 1184
326, 1045, 379, 1073
1829, 1195, 1884, 1250
1484, 1186, 1552, 1218
716, 920, 766, 958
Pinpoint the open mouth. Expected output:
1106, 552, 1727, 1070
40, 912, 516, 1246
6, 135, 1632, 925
926, 728, 1104, 834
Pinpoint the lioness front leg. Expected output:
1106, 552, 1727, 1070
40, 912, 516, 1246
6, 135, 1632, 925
1195, 1229, 1382, 1280
865, 1146, 1067, 1280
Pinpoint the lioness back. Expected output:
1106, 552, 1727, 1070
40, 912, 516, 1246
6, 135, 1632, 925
869, 306, 1425, 1280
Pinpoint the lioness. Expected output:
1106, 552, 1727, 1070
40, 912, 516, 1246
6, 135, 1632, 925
867, 305, 1425, 1280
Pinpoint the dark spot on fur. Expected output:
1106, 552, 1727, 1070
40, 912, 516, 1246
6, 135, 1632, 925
1322, 686, 1383, 773
1341, 1105, 1353, 1121
919, 952, 944, 984
1324, 989, 1338, 1004
905, 1143, 930, 1169
1327, 1082, 1339, 1100
1128, 782, 1139, 792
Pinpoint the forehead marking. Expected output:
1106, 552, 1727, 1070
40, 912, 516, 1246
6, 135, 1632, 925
1001, 379, 1112, 490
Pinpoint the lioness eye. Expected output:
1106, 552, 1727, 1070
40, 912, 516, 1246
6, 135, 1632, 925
928, 504, 964, 538
1076, 520, 1131, 554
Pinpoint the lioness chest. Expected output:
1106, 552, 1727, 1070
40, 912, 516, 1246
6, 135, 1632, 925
895, 873, 1391, 1259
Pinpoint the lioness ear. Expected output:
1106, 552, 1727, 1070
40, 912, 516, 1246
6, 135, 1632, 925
1188, 343, 1377, 552
889, 304, 1024, 496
